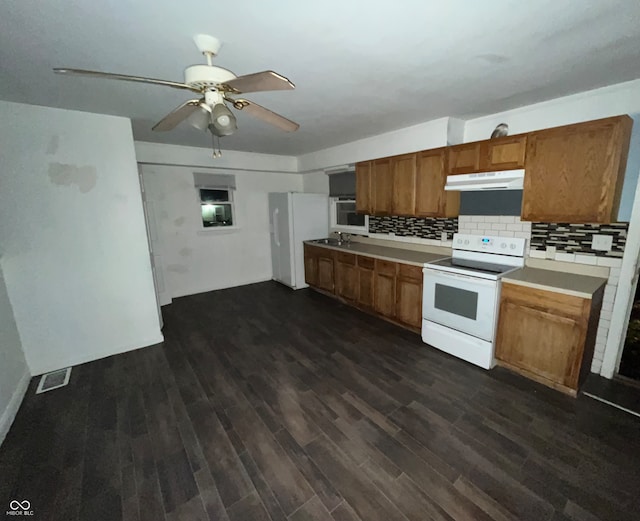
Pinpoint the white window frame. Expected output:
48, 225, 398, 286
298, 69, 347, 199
198, 188, 238, 231
330, 196, 369, 235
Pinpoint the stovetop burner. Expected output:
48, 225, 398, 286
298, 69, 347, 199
430, 257, 519, 276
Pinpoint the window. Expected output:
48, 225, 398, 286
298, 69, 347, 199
327, 169, 368, 234
200, 189, 234, 227
330, 197, 368, 234
193, 172, 237, 229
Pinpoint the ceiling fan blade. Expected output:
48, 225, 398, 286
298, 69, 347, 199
222, 70, 295, 93
53, 68, 200, 92
152, 99, 203, 131
228, 98, 299, 132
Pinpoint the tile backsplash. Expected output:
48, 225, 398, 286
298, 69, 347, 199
368, 216, 458, 240
530, 222, 627, 258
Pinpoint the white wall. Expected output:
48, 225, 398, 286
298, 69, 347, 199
135, 141, 299, 173
297, 117, 453, 172
302, 171, 330, 194
0, 101, 162, 376
141, 163, 303, 300
0, 266, 29, 445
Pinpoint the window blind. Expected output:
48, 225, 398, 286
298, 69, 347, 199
328, 171, 356, 197
193, 172, 236, 190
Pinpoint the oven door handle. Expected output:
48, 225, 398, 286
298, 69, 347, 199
422, 267, 497, 286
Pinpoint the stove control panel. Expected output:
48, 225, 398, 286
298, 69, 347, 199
452, 233, 526, 257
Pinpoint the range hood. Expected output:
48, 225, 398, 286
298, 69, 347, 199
444, 169, 525, 192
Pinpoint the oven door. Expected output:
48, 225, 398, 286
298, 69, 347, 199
422, 267, 498, 341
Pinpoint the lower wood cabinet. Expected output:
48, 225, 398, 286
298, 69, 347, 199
495, 282, 604, 396
374, 260, 397, 318
335, 252, 358, 302
303, 245, 423, 332
395, 264, 423, 328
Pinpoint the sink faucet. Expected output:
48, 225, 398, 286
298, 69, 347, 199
343, 233, 352, 245
335, 231, 343, 243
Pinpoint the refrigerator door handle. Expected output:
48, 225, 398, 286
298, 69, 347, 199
273, 208, 280, 246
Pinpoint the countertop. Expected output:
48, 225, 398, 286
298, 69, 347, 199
304, 241, 448, 266
503, 267, 607, 299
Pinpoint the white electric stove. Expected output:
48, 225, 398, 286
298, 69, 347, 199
421, 233, 526, 369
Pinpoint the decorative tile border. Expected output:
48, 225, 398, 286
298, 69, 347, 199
530, 222, 628, 258
368, 216, 458, 240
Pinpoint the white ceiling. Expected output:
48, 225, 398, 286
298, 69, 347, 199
1, 0, 640, 156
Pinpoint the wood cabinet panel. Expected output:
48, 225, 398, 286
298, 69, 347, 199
522, 115, 632, 223
415, 148, 459, 217
396, 277, 422, 328
303, 244, 318, 287
355, 161, 372, 214
398, 263, 422, 281
358, 266, 375, 309
375, 259, 397, 276
372, 158, 393, 215
448, 142, 481, 174
483, 135, 527, 170
357, 256, 375, 269
374, 271, 396, 318
391, 153, 417, 216
336, 252, 358, 301
495, 282, 602, 394
317, 253, 335, 293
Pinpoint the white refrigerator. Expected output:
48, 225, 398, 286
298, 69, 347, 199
269, 192, 329, 289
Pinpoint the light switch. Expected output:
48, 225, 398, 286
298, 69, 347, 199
592, 234, 613, 251
545, 245, 556, 259
441, 231, 448, 242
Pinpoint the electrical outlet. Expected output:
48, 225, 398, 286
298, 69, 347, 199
441, 231, 448, 242
545, 245, 556, 259
592, 234, 613, 251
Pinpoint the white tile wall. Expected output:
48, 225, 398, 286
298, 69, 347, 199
459, 215, 623, 375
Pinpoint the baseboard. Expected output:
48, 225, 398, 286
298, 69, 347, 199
172, 276, 273, 300
28, 333, 165, 376
0, 370, 30, 446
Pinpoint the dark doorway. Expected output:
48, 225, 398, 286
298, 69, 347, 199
619, 282, 640, 380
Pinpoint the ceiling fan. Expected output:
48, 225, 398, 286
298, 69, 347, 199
54, 34, 299, 156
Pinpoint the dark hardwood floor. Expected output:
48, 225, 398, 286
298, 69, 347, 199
1, 281, 640, 521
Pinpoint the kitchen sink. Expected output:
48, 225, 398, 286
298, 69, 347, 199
311, 238, 345, 246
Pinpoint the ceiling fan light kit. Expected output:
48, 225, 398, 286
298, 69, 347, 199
53, 34, 298, 158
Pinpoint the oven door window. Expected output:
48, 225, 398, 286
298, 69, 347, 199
434, 283, 478, 320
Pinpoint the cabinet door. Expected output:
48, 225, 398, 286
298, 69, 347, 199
372, 158, 393, 215
482, 135, 527, 170
391, 153, 417, 216
522, 116, 632, 223
415, 148, 459, 217
355, 161, 372, 214
317, 255, 335, 293
358, 267, 375, 308
303, 245, 318, 286
495, 299, 583, 387
335, 253, 358, 301
495, 283, 589, 389
374, 260, 397, 318
447, 142, 481, 174
396, 276, 422, 328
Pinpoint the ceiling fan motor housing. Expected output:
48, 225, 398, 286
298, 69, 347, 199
184, 65, 236, 90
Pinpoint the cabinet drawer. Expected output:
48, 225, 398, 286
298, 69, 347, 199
336, 251, 356, 265
501, 282, 586, 319
375, 259, 397, 276
398, 263, 423, 281
357, 255, 375, 269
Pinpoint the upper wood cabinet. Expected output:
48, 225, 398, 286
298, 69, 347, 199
372, 158, 393, 215
522, 116, 632, 223
415, 148, 459, 218
391, 153, 417, 216
448, 134, 527, 175
448, 142, 481, 174
355, 161, 372, 214
484, 135, 527, 170
495, 282, 603, 396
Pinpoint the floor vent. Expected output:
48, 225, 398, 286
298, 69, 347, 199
36, 368, 72, 394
